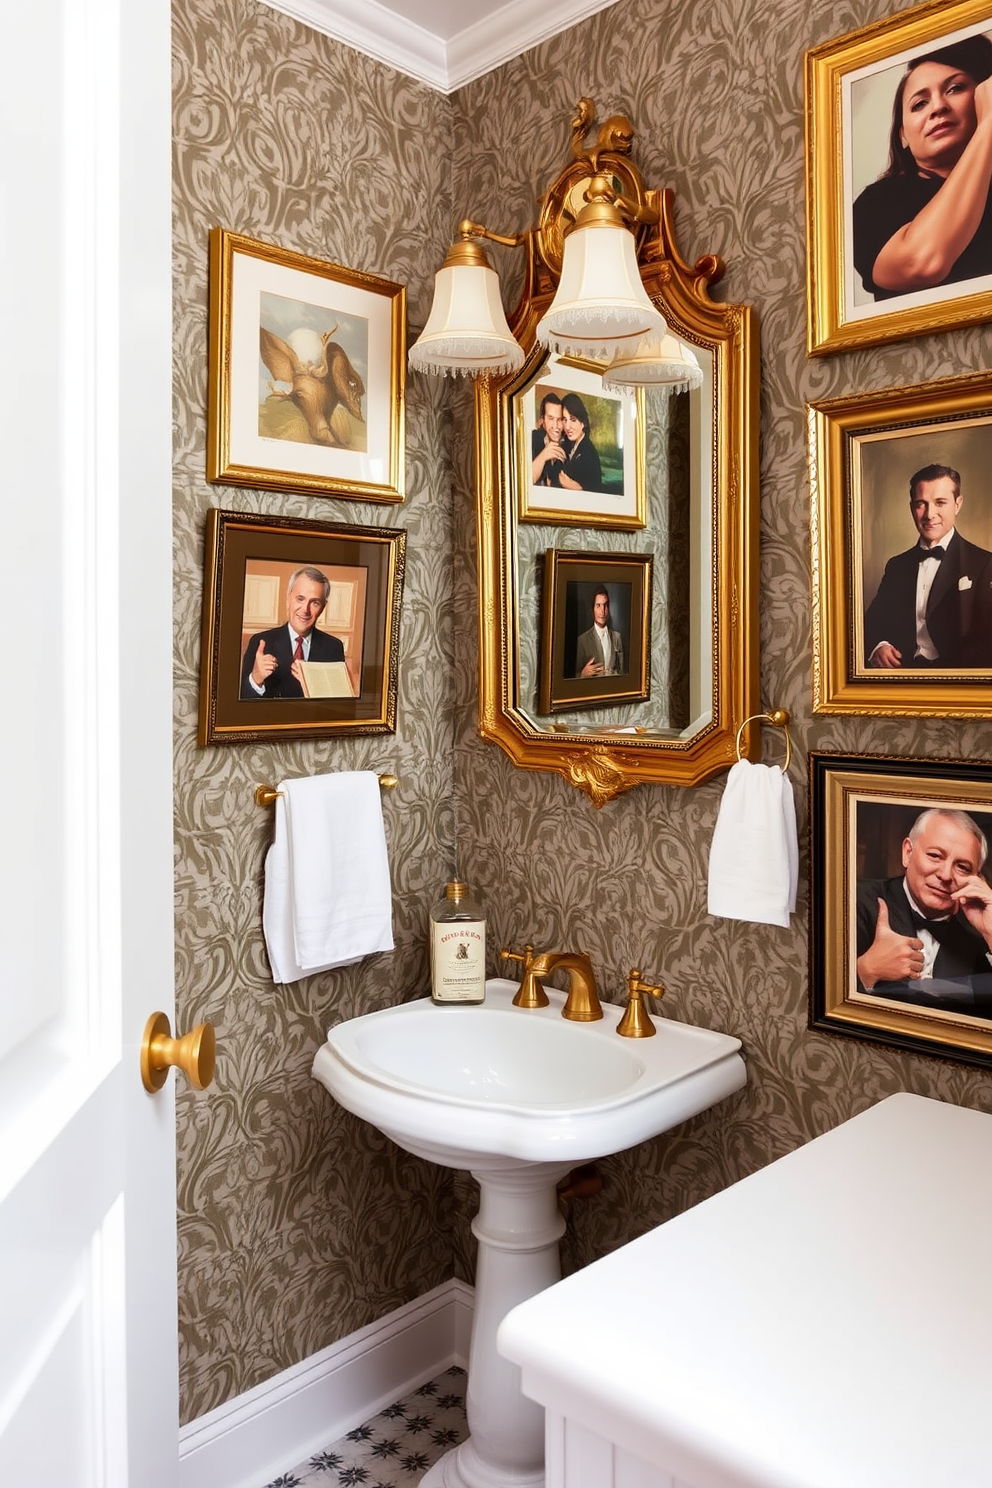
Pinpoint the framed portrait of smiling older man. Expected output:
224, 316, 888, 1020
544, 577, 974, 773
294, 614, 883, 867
197, 509, 406, 745
206, 229, 406, 501
806, 0, 992, 354
809, 751, 992, 1070
809, 371, 992, 716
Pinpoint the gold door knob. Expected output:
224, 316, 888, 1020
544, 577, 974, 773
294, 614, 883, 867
141, 1012, 216, 1093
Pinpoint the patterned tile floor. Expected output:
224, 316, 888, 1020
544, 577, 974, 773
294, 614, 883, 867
260, 1368, 468, 1488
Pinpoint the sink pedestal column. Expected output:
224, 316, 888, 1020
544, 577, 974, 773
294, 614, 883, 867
422, 1159, 572, 1488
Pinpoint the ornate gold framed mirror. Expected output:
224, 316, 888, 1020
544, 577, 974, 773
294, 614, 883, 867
475, 104, 761, 805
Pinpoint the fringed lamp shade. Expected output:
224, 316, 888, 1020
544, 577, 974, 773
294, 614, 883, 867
602, 334, 704, 395
408, 238, 524, 379
535, 175, 667, 361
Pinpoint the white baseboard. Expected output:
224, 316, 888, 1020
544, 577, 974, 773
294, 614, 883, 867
179, 1279, 475, 1488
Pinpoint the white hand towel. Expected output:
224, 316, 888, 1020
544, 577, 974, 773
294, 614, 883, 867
263, 772, 394, 983
707, 759, 798, 928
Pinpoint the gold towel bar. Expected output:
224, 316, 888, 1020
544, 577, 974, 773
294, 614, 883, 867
735, 709, 792, 774
255, 775, 398, 808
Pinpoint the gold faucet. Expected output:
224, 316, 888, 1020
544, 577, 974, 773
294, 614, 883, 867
499, 944, 550, 1008
528, 950, 603, 1022
616, 968, 666, 1038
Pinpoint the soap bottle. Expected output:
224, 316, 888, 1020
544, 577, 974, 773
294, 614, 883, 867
430, 881, 486, 1004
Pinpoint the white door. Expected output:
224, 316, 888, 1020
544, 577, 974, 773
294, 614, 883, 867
0, 0, 179, 1483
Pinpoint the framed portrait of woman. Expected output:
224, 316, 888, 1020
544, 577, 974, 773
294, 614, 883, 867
806, 0, 992, 354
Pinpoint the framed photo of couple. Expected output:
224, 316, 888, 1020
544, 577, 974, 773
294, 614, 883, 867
809, 370, 992, 716
806, 0, 992, 354
809, 750, 992, 1070
516, 355, 646, 529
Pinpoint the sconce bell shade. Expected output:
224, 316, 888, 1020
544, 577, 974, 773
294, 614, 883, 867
601, 334, 704, 395
408, 238, 524, 378
536, 179, 667, 359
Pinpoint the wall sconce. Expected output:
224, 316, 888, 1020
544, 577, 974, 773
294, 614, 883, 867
601, 334, 704, 396
408, 99, 681, 385
407, 222, 526, 378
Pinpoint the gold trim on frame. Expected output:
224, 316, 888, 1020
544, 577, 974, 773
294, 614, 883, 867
538, 550, 652, 714
207, 229, 406, 502
805, 0, 992, 356
809, 370, 992, 716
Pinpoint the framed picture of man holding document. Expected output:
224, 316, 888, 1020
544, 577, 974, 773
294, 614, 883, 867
197, 508, 406, 745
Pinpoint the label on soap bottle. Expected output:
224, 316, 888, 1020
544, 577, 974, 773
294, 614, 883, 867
430, 881, 486, 1004
431, 921, 486, 1002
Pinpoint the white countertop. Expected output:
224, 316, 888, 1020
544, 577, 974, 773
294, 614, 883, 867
498, 1093, 992, 1488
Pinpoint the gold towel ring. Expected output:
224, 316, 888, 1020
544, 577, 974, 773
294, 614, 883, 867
255, 775, 399, 808
735, 709, 792, 774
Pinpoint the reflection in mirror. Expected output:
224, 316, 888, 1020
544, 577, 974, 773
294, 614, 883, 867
474, 103, 759, 805
512, 349, 713, 739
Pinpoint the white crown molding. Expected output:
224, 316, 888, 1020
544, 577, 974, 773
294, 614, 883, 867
257, 0, 620, 92
445, 0, 620, 92
260, 0, 449, 90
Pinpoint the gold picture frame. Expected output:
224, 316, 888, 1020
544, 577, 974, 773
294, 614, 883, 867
539, 550, 652, 714
806, 0, 992, 355
516, 357, 646, 529
207, 229, 406, 501
809, 370, 992, 715
809, 750, 992, 1070
197, 508, 406, 746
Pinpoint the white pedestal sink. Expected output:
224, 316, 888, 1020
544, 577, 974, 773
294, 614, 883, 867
312, 977, 746, 1488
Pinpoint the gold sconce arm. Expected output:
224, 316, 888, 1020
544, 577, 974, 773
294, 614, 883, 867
457, 220, 527, 251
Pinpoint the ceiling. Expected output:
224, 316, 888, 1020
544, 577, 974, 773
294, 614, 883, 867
259, 0, 621, 93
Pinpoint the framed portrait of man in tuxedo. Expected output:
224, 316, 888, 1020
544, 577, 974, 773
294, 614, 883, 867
197, 508, 406, 745
809, 750, 992, 1070
809, 370, 992, 715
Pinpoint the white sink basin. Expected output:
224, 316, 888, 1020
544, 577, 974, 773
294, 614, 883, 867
312, 976, 747, 1488
312, 977, 746, 1168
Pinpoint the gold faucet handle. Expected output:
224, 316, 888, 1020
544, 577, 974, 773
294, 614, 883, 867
616, 967, 667, 1038
499, 944, 550, 1009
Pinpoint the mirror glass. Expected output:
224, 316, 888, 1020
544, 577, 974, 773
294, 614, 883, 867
511, 348, 713, 741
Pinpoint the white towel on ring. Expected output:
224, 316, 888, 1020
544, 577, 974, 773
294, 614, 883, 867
263, 772, 394, 983
707, 759, 798, 928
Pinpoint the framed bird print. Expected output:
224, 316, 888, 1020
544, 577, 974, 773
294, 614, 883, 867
206, 229, 406, 502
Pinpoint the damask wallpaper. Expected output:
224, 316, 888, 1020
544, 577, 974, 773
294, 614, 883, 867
172, 0, 992, 1428
172, 0, 460, 1422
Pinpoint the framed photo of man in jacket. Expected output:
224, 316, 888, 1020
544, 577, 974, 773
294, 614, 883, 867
538, 551, 652, 715
809, 371, 992, 716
